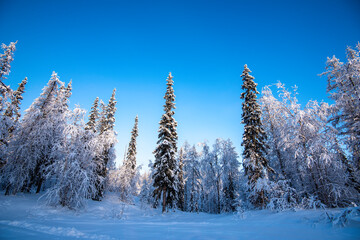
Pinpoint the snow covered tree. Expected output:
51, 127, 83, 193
152, 72, 179, 213
240, 64, 273, 208
2, 72, 69, 195
4, 77, 27, 123
321, 43, 360, 170
119, 115, 139, 202
139, 161, 156, 208
199, 140, 223, 213
85, 97, 99, 133
260, 85, 288, 181
221, 139, 240, 212
0, 41, 17, 97
261, 82, 360, 208
199, 142, 214, 213
93, 89, 117, 200
0, 41, 20, 167
0, 77, 27, 167
44, 107, 98, 209
183, 144, 201, 212
176, 147, 185, 211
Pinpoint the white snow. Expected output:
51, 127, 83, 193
0, 192, 359, 240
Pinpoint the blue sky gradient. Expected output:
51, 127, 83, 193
1, 0, 360, 170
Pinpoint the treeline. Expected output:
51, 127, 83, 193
142, 44, 360, 213
144, 139, 240, 214
1, 41, 359, 213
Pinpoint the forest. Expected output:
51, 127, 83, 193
0, 41, 359, 214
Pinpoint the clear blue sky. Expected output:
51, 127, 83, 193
1, 0, 360, 170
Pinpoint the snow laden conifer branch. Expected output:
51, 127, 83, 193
152, 72, 180, 213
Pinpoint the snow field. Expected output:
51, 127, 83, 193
0, 193, 359, 240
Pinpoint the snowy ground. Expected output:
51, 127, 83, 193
0, 193, 359, 240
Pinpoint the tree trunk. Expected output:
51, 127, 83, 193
162, 187, 167, 213
36, 178, 43, 193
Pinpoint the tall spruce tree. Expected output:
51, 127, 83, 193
93, 89, 117, 200
240, 64, 272, 208
152, 72, 179, 213
119, 115, 139, 201
85, 97, 99, 133
124, 115, 139, 180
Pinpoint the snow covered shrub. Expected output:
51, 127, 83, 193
266, 180, 298, 211
109, 164, 141, 204
300, 195, 326, 210
330, 207, 360, 227
246, 176, 272, 209
109, 202, 126, 219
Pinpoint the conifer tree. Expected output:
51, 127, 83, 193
152, 72, 179, 213
0, 77, 27, 168
85, 97, 99, 132
5, 77, 27, 123
119, 115, 139, 201
240, 64, 272, 208
0, 41, 17, 95
0, 41, 17, 144
93, 89, 117, 200
1, 78, 27, 146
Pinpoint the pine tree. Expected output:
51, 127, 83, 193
0, 78, 27, 168
125, 115, 139, 179
240, 64, 273, 208
93, 89, 117, 200
119, 115, 139, 201
152, 72, 179, 213
0, 41, 18, 151
85, 97, 99, 132
5, 77, 27, 123
0, 41, 17, 96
